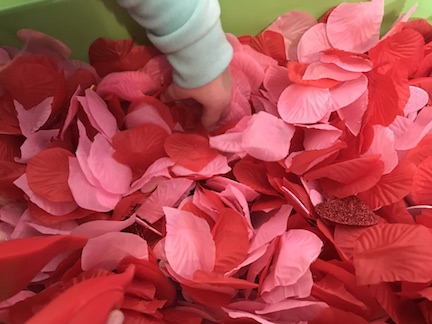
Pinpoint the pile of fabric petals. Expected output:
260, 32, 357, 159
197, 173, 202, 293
2, 0, 432, 322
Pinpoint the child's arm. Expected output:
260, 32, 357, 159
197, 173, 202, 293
117, 0, 234, 128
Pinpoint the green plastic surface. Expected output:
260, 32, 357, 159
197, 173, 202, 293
0, 0, 432, 61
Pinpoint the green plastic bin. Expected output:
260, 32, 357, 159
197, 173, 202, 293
0, 0, 431, 61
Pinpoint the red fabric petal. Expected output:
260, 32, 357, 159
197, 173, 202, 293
357, 161, 416, 210
112, 124, 169, 179
0, 235, 87, 301
310, 307, 369, 324
28, 202, 93, 224
0, 161, 26, 202
405, 134, 432, 166
405, 19, 432, 43
412, 156, 432, 204
0, 94, 21, 135
354, 224, 432, 285
288, 61, 341, 88
26, 148, 74, 203
0, 134, 23, 162
164, 133, 219, 172
211, 208, 249, 273
250, 30, 287, 65
233, 158, 279, 195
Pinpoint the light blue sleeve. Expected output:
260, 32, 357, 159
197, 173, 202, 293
117, 0, 233, 88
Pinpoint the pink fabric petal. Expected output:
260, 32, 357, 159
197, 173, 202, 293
60, 87, 80, 139
9, 209, 39, 239
128, 157, 174, 194
326, 0, 384, 53
225, 244, 269, 277
255, 299, 328, 322
0, 48, 10, 64
13, 174, 78, 216
205, 176, 259, 202
77, 89, 118, 140
68, 157, 121, 212
17, 29, 70, 59
404, 86, 429, 115
124, 105, 171, 134
97, 71, 160, 101
27, 219, 77, 235
209, 133, 244, 155
136, 178, 194, 224
87, 134, 132, 194
297, 23, 331, 64
164, 207, 216, 280
71, 214, 136, 238
0, 204, 25, 227
331, 75, 368, 110
389, 115, 413, 141
171, 155, 231, 178
16, 129, 59, 163
251, 94, 279, 116
395, 106, 432, 150
231, 52, 265, 92
336, 90, 368, 136
143, 55, 172, 86
263, 65, 291, 103
278, 84, 332, 124
14, 97, 52, 138
224, 309, 274, 324
321, 53, 373, 72
303, 62, 362, 81
363, 125, 398, 174
301, 124, 343, 150
81, 232, 148, 271
250, 205, 291, 252
261, 229, 322, 293
266, 10, 317, 61
241, 111, 295, 162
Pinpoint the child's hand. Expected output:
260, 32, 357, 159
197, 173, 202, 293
161, 67, 232, 130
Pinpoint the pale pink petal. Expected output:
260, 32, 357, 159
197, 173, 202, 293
17, 29, 71, 59
15, 97, 53, 137
266, 10, 317, 61
0, 48, 10, 64
124, 105, 171, 134
297, 23, 331, 64
243, 45, 278, 70
231, 51, 265, 92
68, 157, 121, 212
404, 86, 429, 115
97, 71, 160, 101
247, 240, 279, 288
0, 203, 26, 226
61, 87, 80, 139
255, 299, 328, 322
261, 229, 322, 293
226, 33, 243, 51
128, 157, 174, 194
224, 309, 274, 324
143, 55, 172, 86
326, 0, 384, 53
263, 65, 291, 103
10, 209, 39, 239
225, 244, 269, 277
261, 269, 314, 303
278, 84, 332, 124
389, 115, 413, 141
88, 134, 132, 194
72, 214, 136, 238
251, 94, 279, 116
205, 176, 259, 202
15, 129, 59, 163
209, 133, 244, 155
27, 219, 77, 235
336, 90, 368, 136
77, 89, 118, 140
331, 75, 368, 110
192, 187, 220, 220
136, 178, 194, 224
300, 123, 343, 150
81, 232, 148, 271
321, 53, 373, 72
241, 111, 295, 162
250, 205, 291, 252
303, 62, 362, 81
382, 4, 417, 39
301, 178, 324, 206
395, 106, 432, 150
13, 174, 78, 216
171, 155, 231, 178
363, 125, 397, 174
164, 207, 216, 279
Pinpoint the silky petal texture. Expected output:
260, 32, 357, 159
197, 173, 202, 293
241, 111, 295, 162
96, 71, 160, 101
362, 125, 397, 174
170, 154, 231, 178
205, 176, 259, 202
87, 134, 132, 194
124, 104, 171, 134
0, 235, 87, 301
263, 65, 291, 103
354, 224, 432, 285
250, 205, 291, 252
211, 208, 249, 273
68, 157, 121, 212
265, 10, 317, 60
412, 156, 432, 204
13, 174, 78, 216
164, 207, 216, 280
404, 86, 429, 115
14, 97, 52, 138
303, 62, 362, 82
26, 148, 74, 203
330, 75, 368, 110
336, 90, 368, 136
16, 129, 59, 164
60, 87, 80, 139
136, 178, 194, 224
128, 157, 174, 194
249, 30, 287, 66
278, 84, 332, 124
297, 23, 331, 64
77, 89, 118, 140
231, 51, 265, 92
358, 161, 416, 210
81, 232, 148, 271
255, 299, 328, 322
71, 215, 136, 238
261, 229, 322, 293
395, 106, 432, 151
321, 50, 373, 72
209, 132, 244, 155
326, 0, 384, 53
301, 124, 342, 151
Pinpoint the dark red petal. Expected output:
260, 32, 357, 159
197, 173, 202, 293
404, 19, 432, 44
0, 135, 24, 162
250, 30, 287, 65
233, 157, 278, 195
0, 161, 26, 202
28, 201, 92, 224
